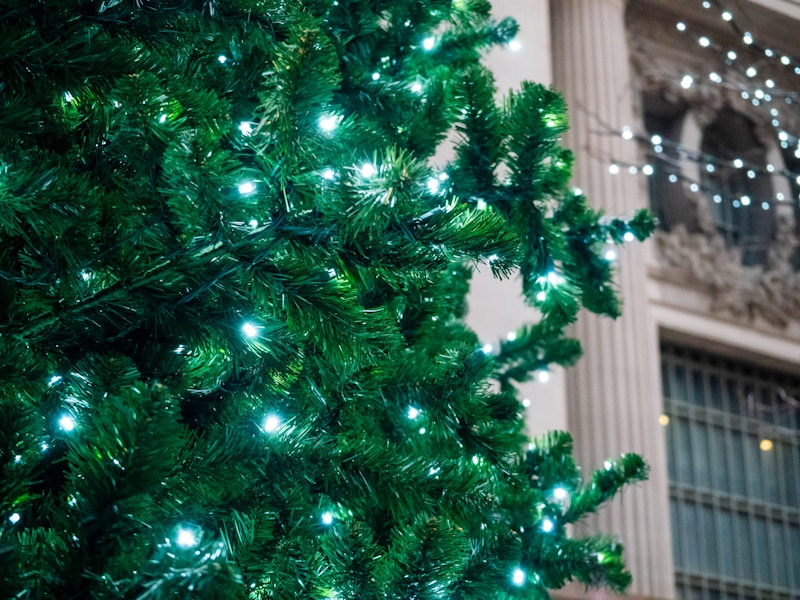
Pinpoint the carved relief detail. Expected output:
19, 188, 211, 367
653, 185, 800, 329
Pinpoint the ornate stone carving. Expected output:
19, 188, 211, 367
654, 185, 800, 328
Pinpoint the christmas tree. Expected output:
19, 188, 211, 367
0, 1, 655, 598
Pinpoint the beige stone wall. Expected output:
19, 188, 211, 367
466, 0, 569, 439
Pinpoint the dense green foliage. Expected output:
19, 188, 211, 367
0, 0, 654, 598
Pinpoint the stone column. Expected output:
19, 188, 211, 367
549, 2, 676, 599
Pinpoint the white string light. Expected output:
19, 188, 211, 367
242, 322, 259, 338
318, 114, 340, 132
263, 414, 281, 432
58, 414, 76, 432
238, 181, 256, 194
175, 527, 198, 548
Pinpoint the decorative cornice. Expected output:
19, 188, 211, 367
653, 186, 800, 329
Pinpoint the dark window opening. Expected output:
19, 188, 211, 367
701, 109, 774, 266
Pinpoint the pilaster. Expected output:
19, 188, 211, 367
549, 2, 676, 598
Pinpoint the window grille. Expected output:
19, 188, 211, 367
661, 342, 800, 600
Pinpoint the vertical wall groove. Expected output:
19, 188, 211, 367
549, 2, 676, 598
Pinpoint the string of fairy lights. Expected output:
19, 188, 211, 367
599, 0, 800, 216
10, 27, 599, 593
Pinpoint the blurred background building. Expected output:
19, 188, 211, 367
469, 1, 800, 598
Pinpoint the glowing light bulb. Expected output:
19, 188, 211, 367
322, 512, 334, 525
537, 370, 550, 383
475, 199, 487, 210
621, 126, 633, 140
8, 513, 20, 524
642, 164, 654, 176
427, 178, 440, 193
407, 407, 420, 420
743, 32, 753, 45
760, 439, 773, 451
263, 415, 281, 432
64, 91, 74, 103
604, 460, 613, 470
680, 75, 694, 89
553, 487, 568, 500
242, 322, 259, 338
722, 11, 732, 21
360, 163, 376, 178
709, 72, 722, 83
319, 115, 339, 132
608, 164, 620, 175
727, 50, 737, 61
472, 455, 480, 465
604, 247, 617, 261
249, 219, 259, 228
676, 22, 686, 32
508, 39, 522, 52
410, 82, 423, 93
522, 398, 531, 407
158, 113, 167, 123
176, 528, 198, 548
623, 231, 635, 243
547, 271, 563, 285
536, 291, 546, 302
321, 168, 335, 180
746, 66, 757, 78
733, 158, 744, 168
762, 202, 769, 210
422, 37, 435, 51
506, 331, 517, 341
658, 414, 670, 426
239, 121, 253, 135
238, 181, 256, 194
48, 375, 62, 387
58, 414, 76, 432
541, 518, 555, 533
481, 344, 493, 354
698, 36, 710, 47
218, 55, 228, 64
782, 56, 791, 65
650, 134, 662, 145
371, 72, 380, 81
512, 568, 526, 586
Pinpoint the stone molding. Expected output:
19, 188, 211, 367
653, 183, 800, 329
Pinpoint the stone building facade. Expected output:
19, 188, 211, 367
471, 1, 800, 598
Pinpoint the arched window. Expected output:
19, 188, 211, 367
700, 109, 775, 266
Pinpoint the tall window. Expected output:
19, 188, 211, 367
700, 109, 774, 266
643, 100, 777, 266
661, 342, 800, 600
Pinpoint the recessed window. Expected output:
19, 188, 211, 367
661, 342, 800, 600
700, 109, 774, 266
